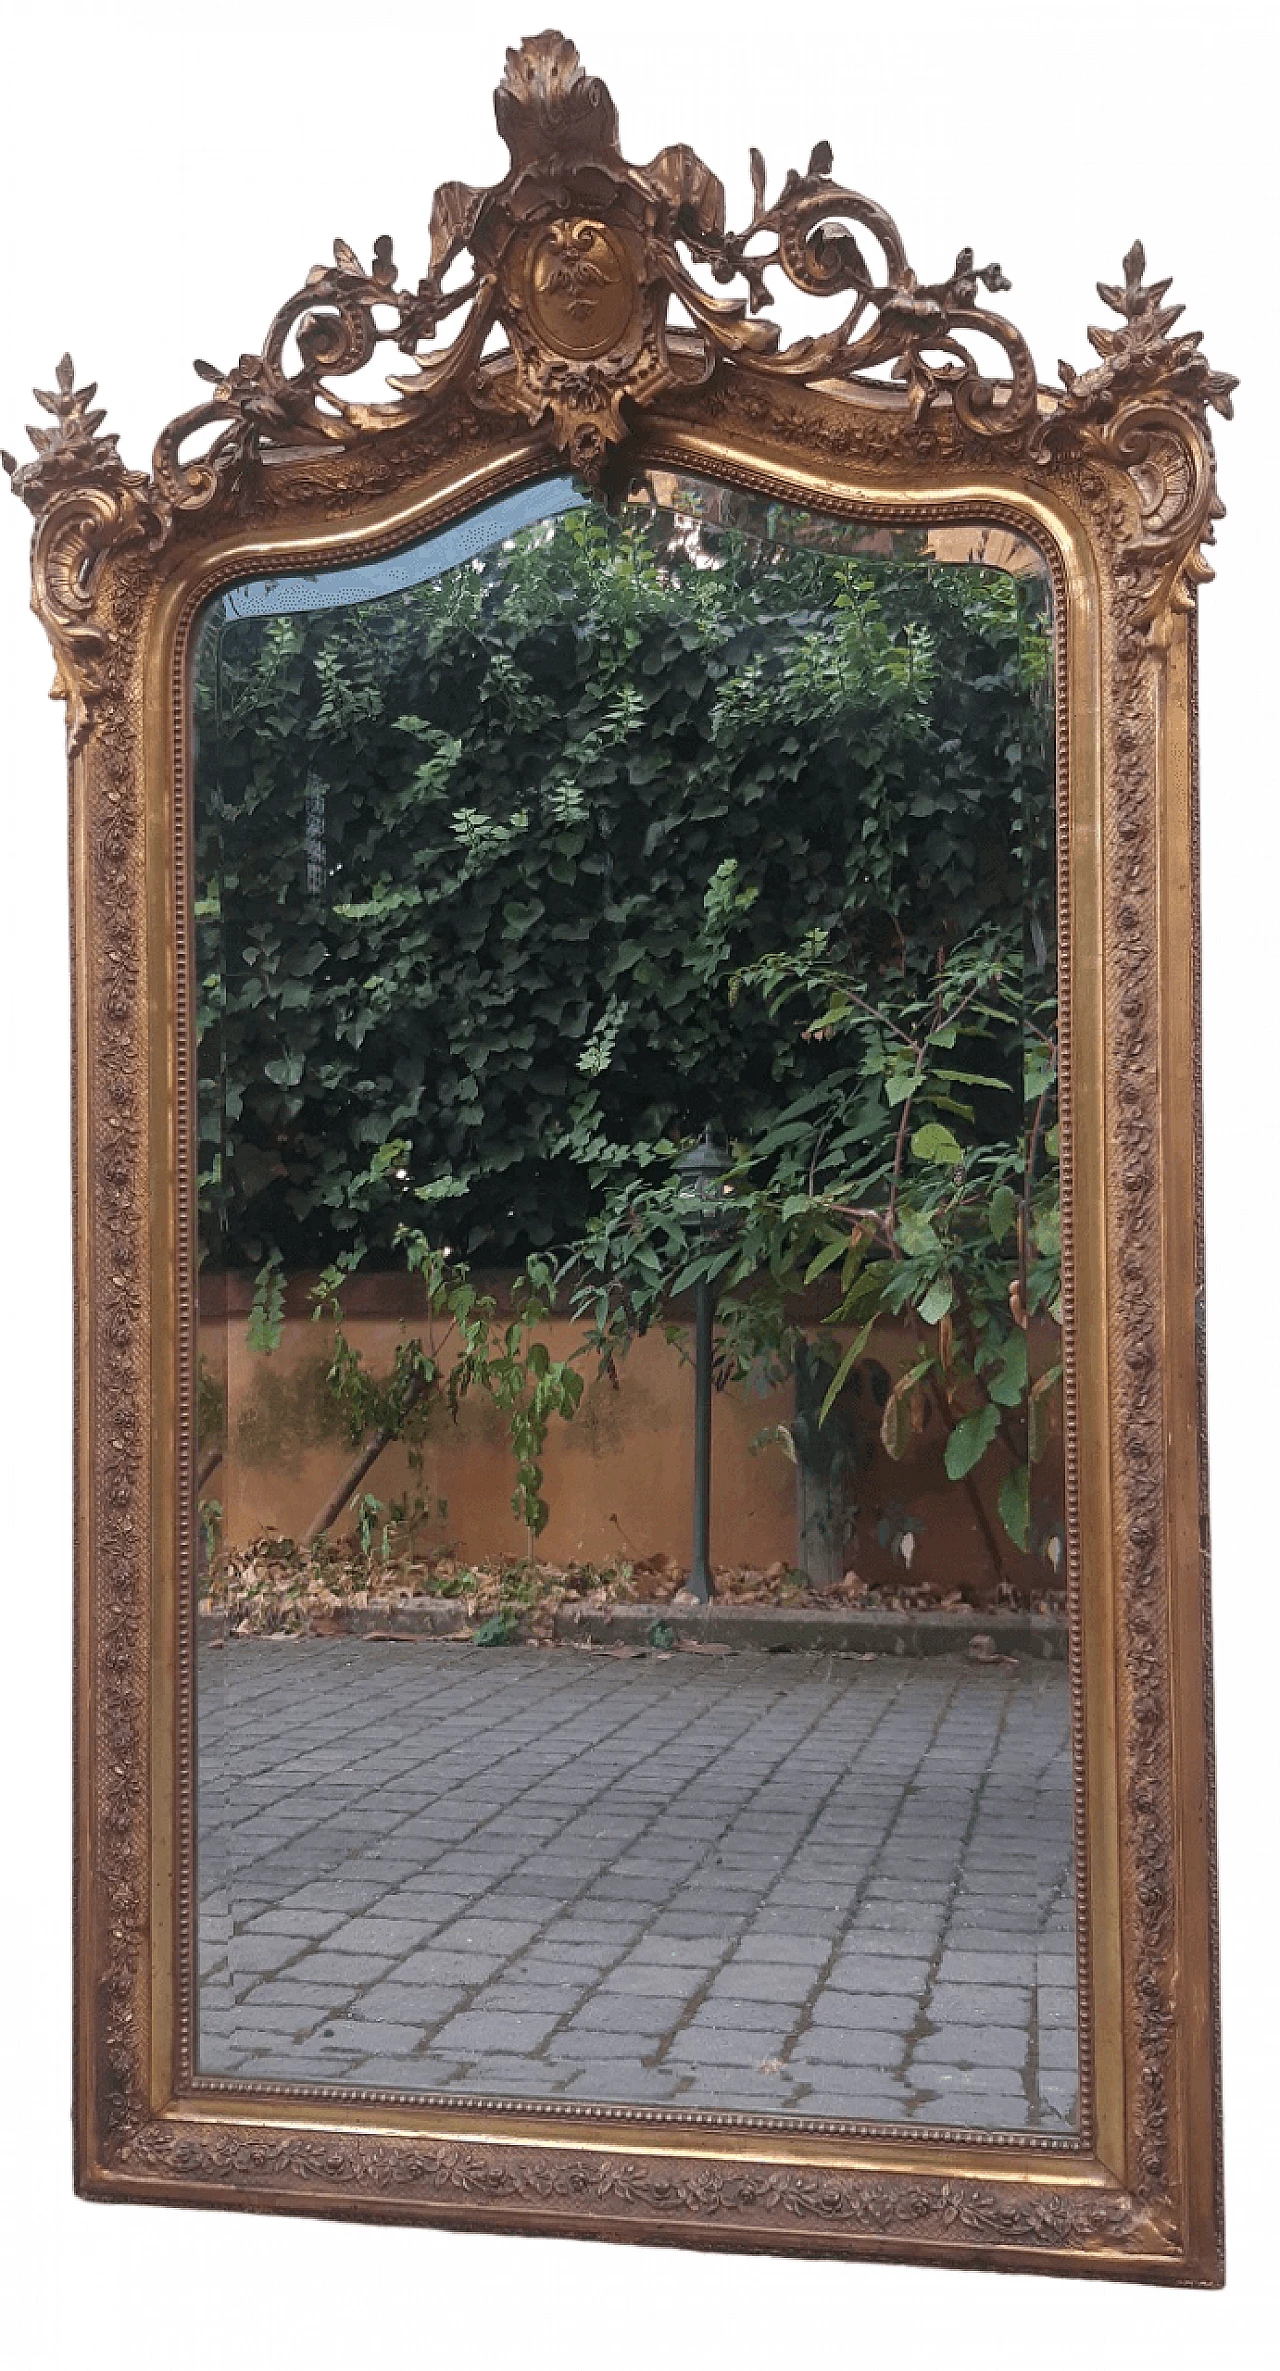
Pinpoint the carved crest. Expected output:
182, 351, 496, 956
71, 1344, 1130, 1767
5, 29, 1235, 748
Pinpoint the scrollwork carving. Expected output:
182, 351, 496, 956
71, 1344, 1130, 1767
3, 357, 169, 753
144, 29, 1044, 485
1036, 242, 1237, 629
6, 39, 1235, 748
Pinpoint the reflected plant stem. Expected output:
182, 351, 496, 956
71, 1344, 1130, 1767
301, 1371, 428, 1546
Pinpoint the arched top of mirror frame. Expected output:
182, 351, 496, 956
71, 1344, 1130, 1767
6, 28, 1232, 756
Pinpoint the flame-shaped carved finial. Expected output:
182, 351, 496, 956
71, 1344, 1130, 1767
495, 30, 621, 168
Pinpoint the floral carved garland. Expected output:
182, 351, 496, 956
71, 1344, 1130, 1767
120, 2121, 1149, 2256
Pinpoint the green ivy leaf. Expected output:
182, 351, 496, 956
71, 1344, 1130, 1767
473, 1611, 519, 1647
818, 1317, 876, 1425
896, 1210, 942, 1259
988, 1183, 1019, 1243
911, 1121, 964, 1166
1024, 1045, 1056, 1100
918, 1276, 954, 1324
984, 1329, 1028, 1407
804, 1232, 852, 1285
1033, 1204, 1061, 1256
944, 1402, 1000, 1480
246, 1254, 285, 1354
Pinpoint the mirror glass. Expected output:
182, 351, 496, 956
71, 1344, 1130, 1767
192, 469, 1076, 2130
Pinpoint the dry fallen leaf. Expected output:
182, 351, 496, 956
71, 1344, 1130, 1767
204, 1530, 1039, 1652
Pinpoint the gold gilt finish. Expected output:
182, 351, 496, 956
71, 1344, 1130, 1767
4, 29, 1230, 2283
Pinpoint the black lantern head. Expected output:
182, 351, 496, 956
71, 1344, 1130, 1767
674, 1126, 737, 1229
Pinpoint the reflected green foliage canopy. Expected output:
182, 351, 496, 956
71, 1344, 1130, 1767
195, 501, 1053, 1278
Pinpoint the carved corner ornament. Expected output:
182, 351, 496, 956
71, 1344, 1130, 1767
5, 29, 1234, 753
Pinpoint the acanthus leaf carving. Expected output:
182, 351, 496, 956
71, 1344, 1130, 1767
6, 43, 1235, 751
1035, 240, 1237, 629
3, 356, 169, 754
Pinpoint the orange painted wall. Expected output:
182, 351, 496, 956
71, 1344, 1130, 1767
199, 1273, 1063, 1594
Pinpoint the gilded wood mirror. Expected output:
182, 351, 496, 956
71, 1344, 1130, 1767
5, 28, 1229, 2283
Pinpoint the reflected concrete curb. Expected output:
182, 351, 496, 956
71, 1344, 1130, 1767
553, 1603, 1067, 1658
198, 1601, 1067, 1657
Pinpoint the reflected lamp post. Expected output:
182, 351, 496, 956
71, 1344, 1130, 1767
674, 1127, 739, 1602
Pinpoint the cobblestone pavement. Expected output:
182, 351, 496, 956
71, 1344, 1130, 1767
197, 1641, 1079, 2128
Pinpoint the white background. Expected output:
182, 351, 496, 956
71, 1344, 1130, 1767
1, 2, 1274, 2362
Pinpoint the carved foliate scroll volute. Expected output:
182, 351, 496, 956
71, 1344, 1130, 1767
1035, 241, 1238, 627
2, 356, 168, 753
439, 32, 1042, 472
5, 32, 1236, 752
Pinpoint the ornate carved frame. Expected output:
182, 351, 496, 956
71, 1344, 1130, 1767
6, 31, 1229, 2283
